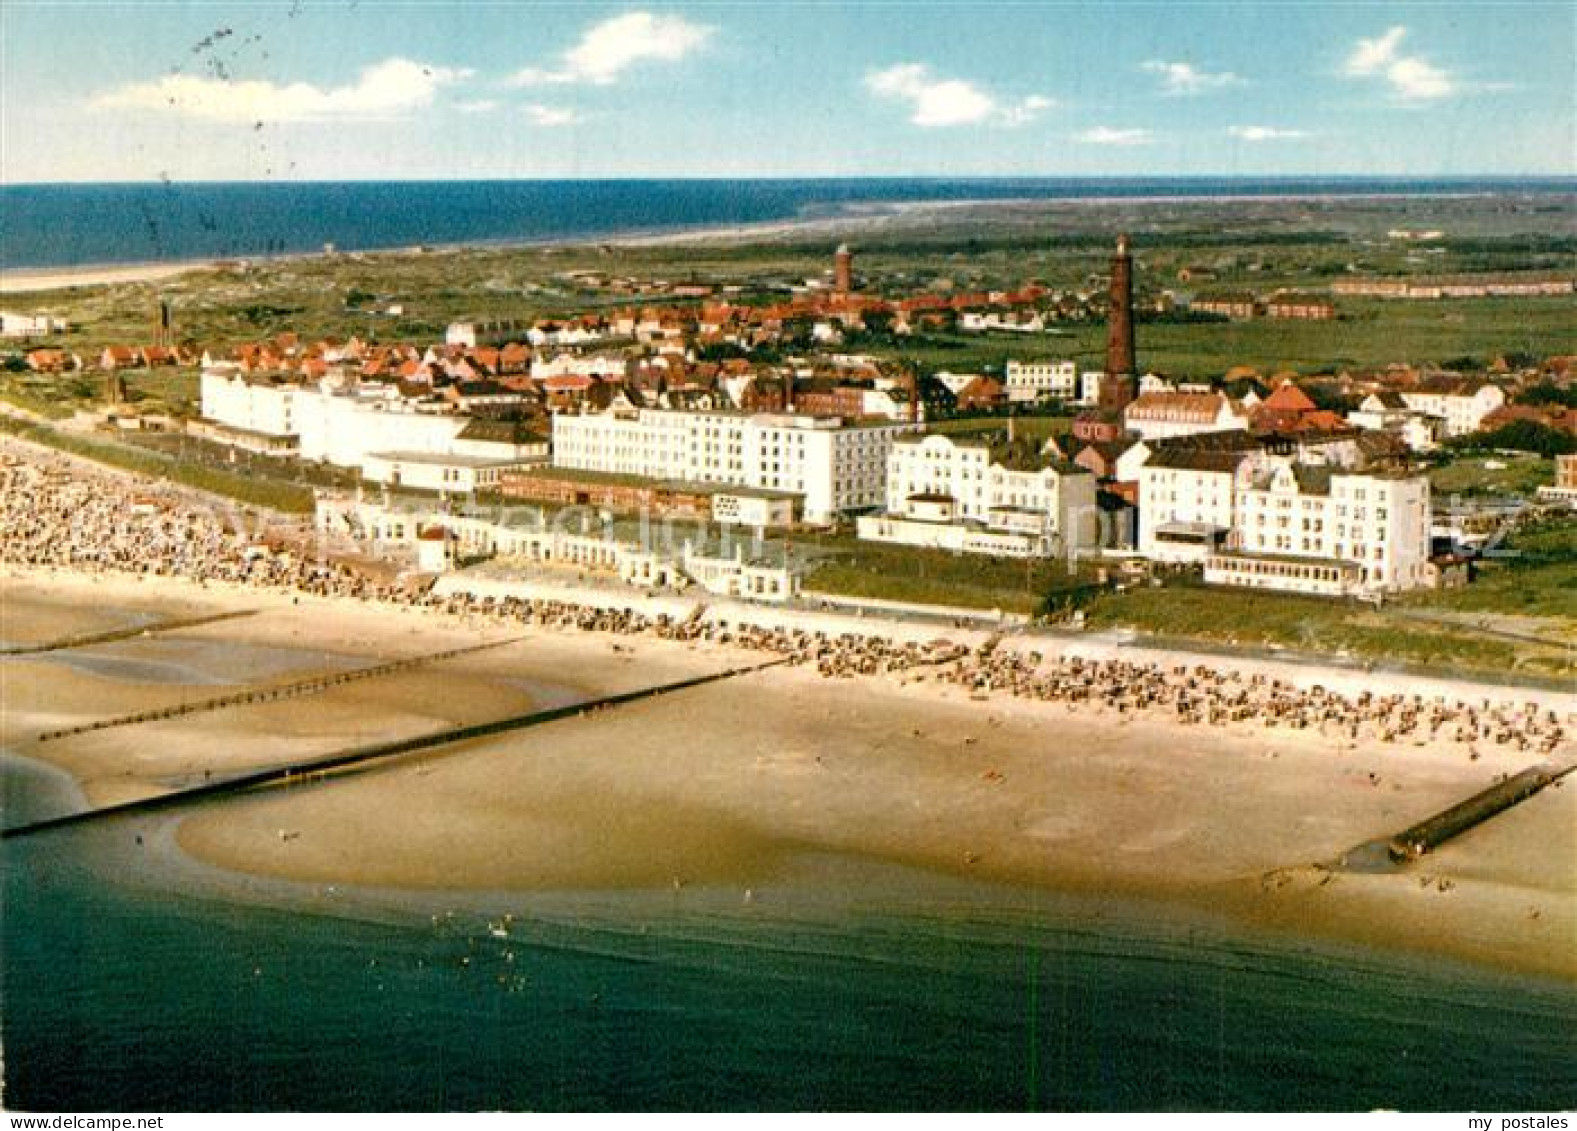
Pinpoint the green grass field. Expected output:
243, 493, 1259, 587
1427, 453, 1554, 498
802, 533, 1101, 615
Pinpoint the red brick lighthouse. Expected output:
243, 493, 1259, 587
833, 243, 854, 294
1099, 233, 1138, 410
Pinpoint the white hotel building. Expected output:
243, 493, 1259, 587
1206, 460, 1432, 594
856, 432, 1098, 558
199, 366, 546, 491
1136, 442, 1431, 594
551, 407, 919, 524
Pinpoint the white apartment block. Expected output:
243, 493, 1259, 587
1206, 459, 1432, 595
1398, 384, 1506, 438
551, 407, 918, 524
856, 432, 1098, 558
1347, 393, 1444, 452
1004, 359, 1077, 403
1137, 447, 1264, 562
200, 366, 544, 487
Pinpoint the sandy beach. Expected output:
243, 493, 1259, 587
0, 261, 219, 295
3, 563, 1572, 981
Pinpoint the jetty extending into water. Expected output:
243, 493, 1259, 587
1386, 762, 1575, 863
33, 635, 530, 743
1, 656, 786, 840
0, 609, 258, 656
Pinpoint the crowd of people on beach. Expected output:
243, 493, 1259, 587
3, 445, 1570, 756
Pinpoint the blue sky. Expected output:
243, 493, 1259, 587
3, 1, 1573, 181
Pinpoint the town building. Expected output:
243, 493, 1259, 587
1398, 379, 1507, 438
855, 431, 1097, 558
1123, 390, 1251, 441
1135, 431, 1432, 594
1331, 274, 1574, 300
551, 406, 917, 524
198, 365, 546, 484
1004, 359, 1078, 403
1190, 293, 1258, 321
1137, 440, 1266, 563
1347, 392, 1445, 451
1205, 459, 1432, 595
316, 493, 801, 602
1538, 453, 1577, 506
1, 311, 68, 338
1263, 293, 1336, 321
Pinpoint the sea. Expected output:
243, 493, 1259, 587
3, 177, 1574, 270
3, 750, 1575, 1113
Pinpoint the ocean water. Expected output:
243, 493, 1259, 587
3, 177, 1573, 270
3, 753, 1574, 1113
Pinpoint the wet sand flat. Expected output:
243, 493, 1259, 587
5, 564, 1574, 980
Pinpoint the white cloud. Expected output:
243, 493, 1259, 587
865, 63, 1050, 128
1345, 26, 1455, 101
454, 99, 499, 114
1076, 126, 1152, 146
523, 103, 579, 127
1141, 59, 1242, 96
507, 11, 712, 87
93, 57, 471, 123
1228, 125, 1307, 141
1346, 27, 1407, 76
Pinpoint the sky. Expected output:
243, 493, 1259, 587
2, 1, 1573, 182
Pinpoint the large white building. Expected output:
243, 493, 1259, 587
1136, 437, 1432, 594
856, 431, 1098, 558
551, 407, 918, 524
1137, 444, 1266, 562
1398, 382, 1507, 438
199, 366, 546, 488
1206, 460, 1431, 595
1004, 359, 1078, 404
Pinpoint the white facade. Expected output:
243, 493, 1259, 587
1207, 459, 1432, 593
1137, 451, 1260, 562
1, 311, 68, 338
551, 408, 918, 524
857, 432, 1098, 558
711, 491, 796, 529
1004, 359, 1077, 403
1078, 370, 1106, 407
361, 452, 527, 494
1124, 392, 1252, 442
201, 365, 543, 481
1137, 446, 1432, 592
200, 367, 305, 439
531, 352, 631, 380
316, 495, 800, 602
1399, 385, 1507, 438
934, 371, 985, 397
1348, 395, 1444, 451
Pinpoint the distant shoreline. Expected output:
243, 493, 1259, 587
3, 177, 1572, 290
